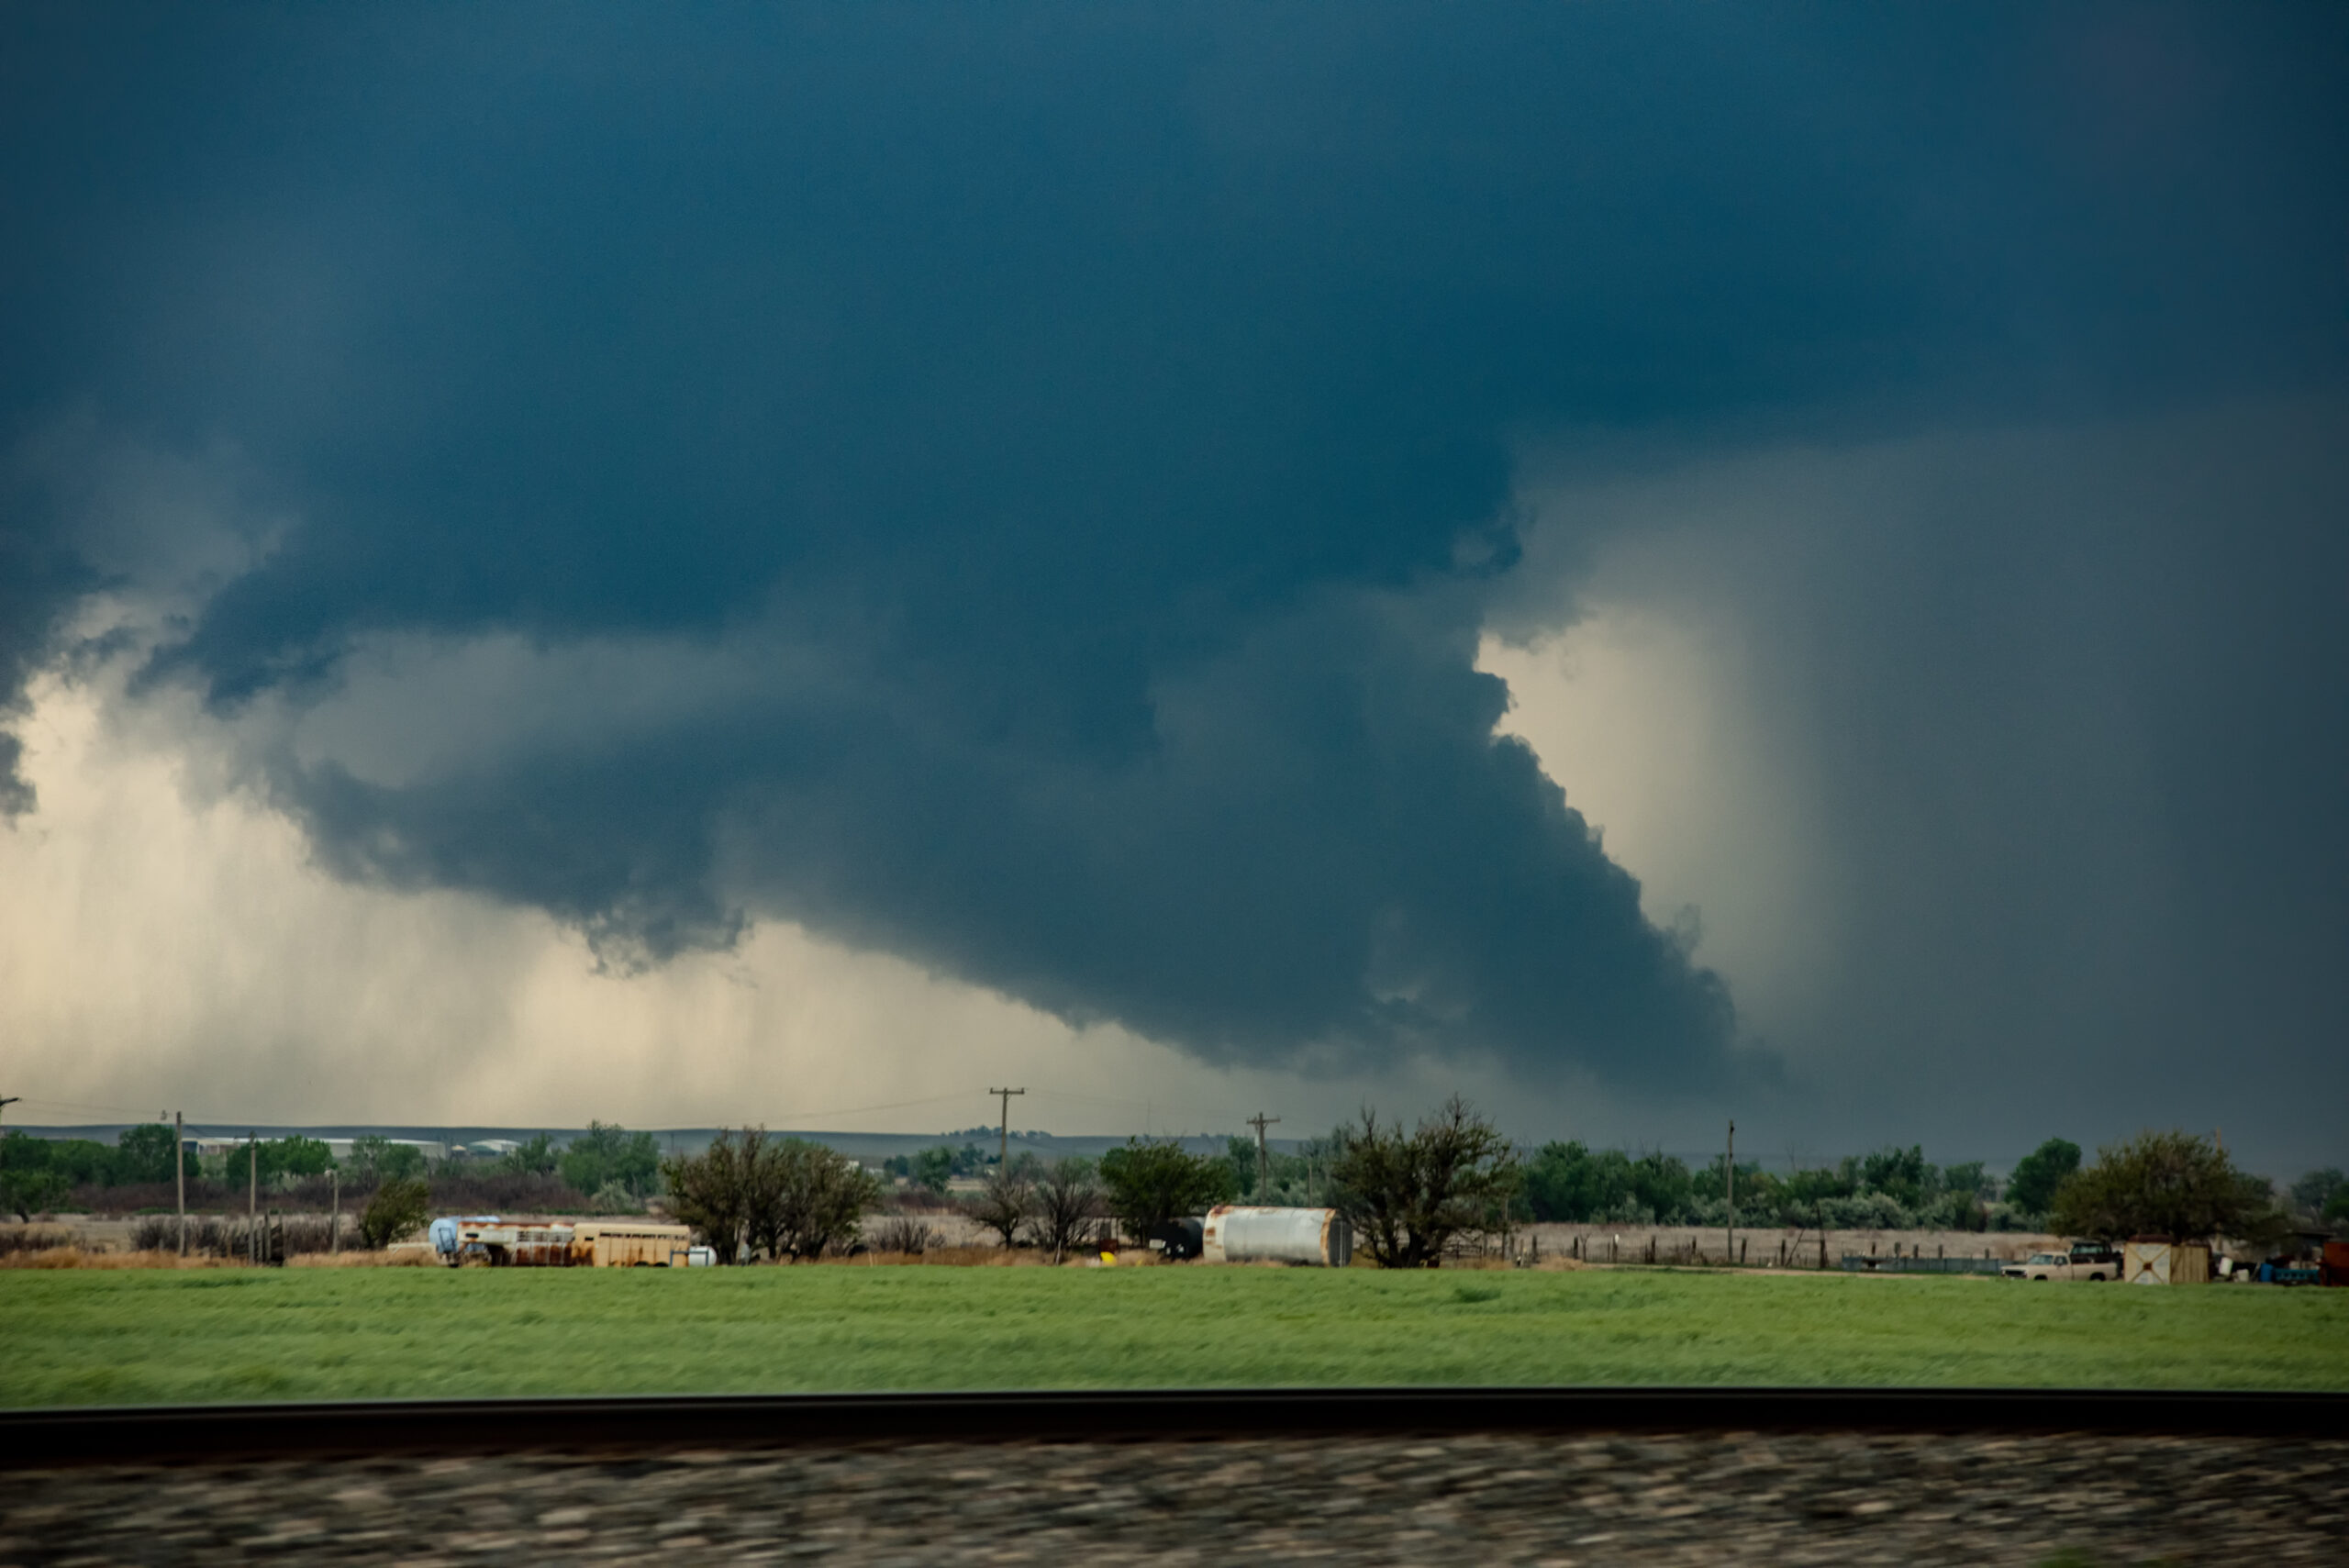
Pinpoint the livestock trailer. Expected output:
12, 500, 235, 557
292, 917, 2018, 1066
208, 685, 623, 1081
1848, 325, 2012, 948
570, 1221, 695, 1267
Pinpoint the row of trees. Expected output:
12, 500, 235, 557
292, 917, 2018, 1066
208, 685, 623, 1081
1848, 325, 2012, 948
0, 1122, 668, 1222
1519, 1142, 2003, 1231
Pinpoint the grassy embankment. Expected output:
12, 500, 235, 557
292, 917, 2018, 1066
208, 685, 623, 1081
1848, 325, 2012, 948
6, 1265, 2343, 1408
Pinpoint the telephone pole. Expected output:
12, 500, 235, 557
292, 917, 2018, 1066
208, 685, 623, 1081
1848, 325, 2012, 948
0, 1095, 18, 1130
988, 1087, 1025, 1170
248, 1133, 259, 1266
1724, 1119, 1735, 1268
173, 1110, 186, 1258
1246, 1112, 1280, 1199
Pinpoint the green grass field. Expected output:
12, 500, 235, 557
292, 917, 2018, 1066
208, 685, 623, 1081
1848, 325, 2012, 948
6, 1265, 2343, 1408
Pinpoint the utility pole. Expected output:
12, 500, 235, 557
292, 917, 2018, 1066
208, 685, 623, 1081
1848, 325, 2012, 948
173, 1110, 186, 1258
1725, 1119, 1735, 1269
248, 1133, 258, 1265
987, 1088, 1025, 1170
1246, 1112, 1281, 1199
329, 1167, 340, 1255
0, 1094, 17, 1128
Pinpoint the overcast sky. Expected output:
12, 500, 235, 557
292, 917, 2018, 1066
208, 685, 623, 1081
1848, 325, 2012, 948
2, 5, 2343, 1174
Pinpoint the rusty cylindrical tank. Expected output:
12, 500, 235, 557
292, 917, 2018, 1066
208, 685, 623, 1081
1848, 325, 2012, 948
1200, 1206, 1353, 1266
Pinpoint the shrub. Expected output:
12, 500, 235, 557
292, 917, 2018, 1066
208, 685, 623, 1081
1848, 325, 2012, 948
868, 1216, 942, 1254
360, 1178, 432, 1248
131, 1214, 352, 1257
0, 1226, 75, 1256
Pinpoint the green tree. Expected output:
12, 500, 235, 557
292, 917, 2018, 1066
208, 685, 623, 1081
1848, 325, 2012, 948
115, 1123, 191, 1186
0, 1131, 69, 1221
2288, 1168, 2345, 1221
1329, 1096, 1521, 1269
560, 1122, 661, 1197
348, 1136, 428, 1185
1631, 1151, 1697, 1222
359, 1177, 432, 1248
1099, 1139, 1234, 1243
258, 1136, 336, 1184
1858, 1145, 1931, 1209
909, 1145, 955, 1195
2006, 1138, 2081, 1218
1225, 1134, 1260, 1199
1523, 1142, 1633, 1222
495, 1133, 561, 1179
763, 1139, 884, 1260
34, 1138, 121, 1189
2049, 1129, 2279, 1244
661, 1129, 763, 1262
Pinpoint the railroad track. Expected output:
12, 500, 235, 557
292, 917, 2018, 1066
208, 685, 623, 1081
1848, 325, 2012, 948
4, 1386, 2342, 1467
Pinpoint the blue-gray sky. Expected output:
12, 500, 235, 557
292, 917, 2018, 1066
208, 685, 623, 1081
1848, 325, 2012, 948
2, 5, 2343, 1169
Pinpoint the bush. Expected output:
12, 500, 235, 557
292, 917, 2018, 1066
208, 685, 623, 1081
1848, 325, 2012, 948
1099, 1139, 1233, 1245
868, 1216, 942, 1254
1818, 1192, 1913, 1230
130, 1214, 352, 1257
1328, 1096, 1520, 1269
0, 1227, 75, 1256
360, 1178, 432, 1248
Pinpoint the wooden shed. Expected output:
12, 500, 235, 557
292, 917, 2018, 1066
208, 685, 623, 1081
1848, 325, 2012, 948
2122, 1237, 2211, 1285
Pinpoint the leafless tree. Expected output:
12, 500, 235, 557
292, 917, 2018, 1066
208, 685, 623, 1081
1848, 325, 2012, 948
1329, 1095, 1521, 1268
971, 1166, 1036, 1249
1025, 1158, 1106, 1262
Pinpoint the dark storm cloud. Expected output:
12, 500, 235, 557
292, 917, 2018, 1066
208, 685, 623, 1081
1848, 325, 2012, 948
1, 5, 2343, 1085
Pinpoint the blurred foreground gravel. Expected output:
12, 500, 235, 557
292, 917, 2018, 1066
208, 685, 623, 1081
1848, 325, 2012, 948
6, 1429, 2344, 1565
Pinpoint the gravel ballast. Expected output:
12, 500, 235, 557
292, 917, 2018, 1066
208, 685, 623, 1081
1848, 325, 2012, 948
6, 1429, 2344, 1564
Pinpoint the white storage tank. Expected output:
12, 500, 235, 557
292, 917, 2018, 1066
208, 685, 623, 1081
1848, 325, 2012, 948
1200, 1206, 1353, 1267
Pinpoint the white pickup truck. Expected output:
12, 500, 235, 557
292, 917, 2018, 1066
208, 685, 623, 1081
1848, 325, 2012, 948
2001, 1241, 2124, 1282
